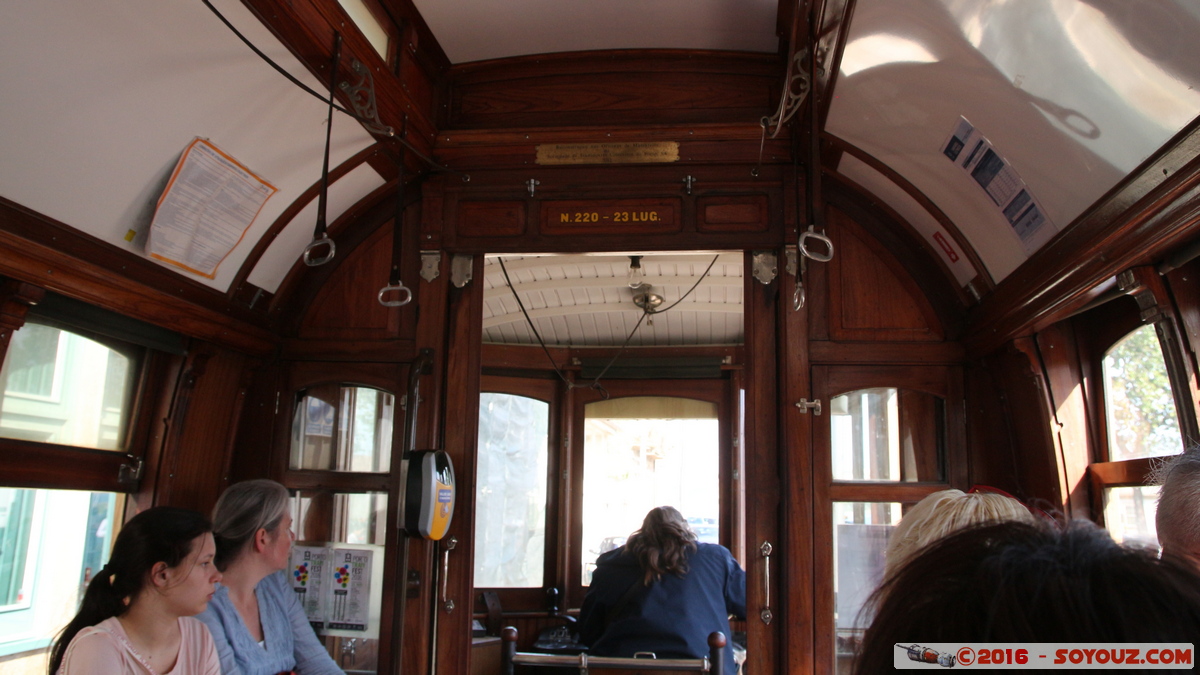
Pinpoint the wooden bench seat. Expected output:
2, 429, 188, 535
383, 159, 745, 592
501, 627, 726, 675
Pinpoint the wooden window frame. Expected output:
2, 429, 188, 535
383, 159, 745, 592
274, 360, 409, 674
473, 374, 563, 613
566, 378, 734, 610
811, 364, 966, 675
1078, 297, 1190, 529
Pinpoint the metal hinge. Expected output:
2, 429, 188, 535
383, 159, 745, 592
118, 454, 144, 490
794, 398, 822, 415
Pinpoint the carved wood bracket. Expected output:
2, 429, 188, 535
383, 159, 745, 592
0, 278, 46, 365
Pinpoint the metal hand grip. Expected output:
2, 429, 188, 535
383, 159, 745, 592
303, 235, 336, 266
799, 229, 833, 262
441, 536, 457, 612
760, 541, 773, 625
377, 283, 413, 307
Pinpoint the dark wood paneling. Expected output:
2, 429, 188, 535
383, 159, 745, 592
445, 51, 780, 129
541, 199, 681, 235
152, 345, 249, 513
0, 198, 276, 354
697, 195, 769, 232
0, 440, 132, 492
239, 0, 442, 153
0, 279, 44, 366
981, 344, 1062, 509
777, 255, 814, 675
825, 208, 943, 342
1035, 322, 1093, 519
1166, 258, 1200, 379
741, 254, 780, 675
808, 341, 964, 365
459, 201, 527, 237
422, 166, 785, 253
827, 137, 990, 293
436, 255, 485, 675
299, 224, 405, 340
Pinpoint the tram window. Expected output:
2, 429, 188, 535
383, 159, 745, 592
0, 488, 118, 663
830, 388, 944, 482
288, 490, 387, 673
1102, 325, 1183, 461
291, 385, 395, 472
832, 501, 901, 673
581, 397, 719, 585
474, 393, 549, 588
0, 322, 138, 451
1102, 485, 1160, 549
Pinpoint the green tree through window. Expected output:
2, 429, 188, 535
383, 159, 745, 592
1103, 324, 1183, 461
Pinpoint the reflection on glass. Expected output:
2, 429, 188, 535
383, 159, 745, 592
0, 323, 136, 451
831, 388, 944, 482
1103, 325, 1183, 461
291, 386, 394, 472
582, 397, 720, 585
474, 393, 549, 588
833, 501, 901, 675
1103, 485, 1159, 550
288, 491, 387, 673
0, 489, 117, 660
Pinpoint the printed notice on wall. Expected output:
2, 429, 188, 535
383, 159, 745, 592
942, 117, 1055, 255
290, 546, 329, 631
146, 137, 277, 278
288, 543, 383, 638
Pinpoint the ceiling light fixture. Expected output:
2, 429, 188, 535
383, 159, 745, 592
626, 255, 645, 288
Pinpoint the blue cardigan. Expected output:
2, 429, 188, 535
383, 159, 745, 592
197, 571, 343, 675
579, 543, 746, 674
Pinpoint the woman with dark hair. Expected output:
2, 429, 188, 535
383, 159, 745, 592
49, 506, 221, 674
854, 520, 1200, 674
579, 506, 745, 674
196, 479, 342, 675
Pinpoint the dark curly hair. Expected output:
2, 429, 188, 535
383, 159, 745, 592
625, 506, 698, 586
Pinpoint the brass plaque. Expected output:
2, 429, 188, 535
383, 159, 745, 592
536, 142, 680, 165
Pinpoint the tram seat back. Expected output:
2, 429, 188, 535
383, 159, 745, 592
500, 627, 726, 675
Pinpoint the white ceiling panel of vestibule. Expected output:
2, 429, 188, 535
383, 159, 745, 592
483, 253, 744, 347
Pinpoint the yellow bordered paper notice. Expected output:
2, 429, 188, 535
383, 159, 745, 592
146, 138, 277, 279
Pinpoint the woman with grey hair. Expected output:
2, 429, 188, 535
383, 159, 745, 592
1155, 445, 1200, 573
196, 480, 342, 674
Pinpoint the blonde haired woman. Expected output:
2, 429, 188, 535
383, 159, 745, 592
884, 487, 1036, 579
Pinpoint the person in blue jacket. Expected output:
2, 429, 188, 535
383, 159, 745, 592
579, 506, 746, 674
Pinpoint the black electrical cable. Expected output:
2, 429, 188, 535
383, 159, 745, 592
496, 254, 721, 396
199, 0, 467, 179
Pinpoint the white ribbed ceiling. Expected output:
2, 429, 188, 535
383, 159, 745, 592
483, 253, 744, 347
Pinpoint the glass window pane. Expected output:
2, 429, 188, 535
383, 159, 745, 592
0, 323, 137, 451
0, 489, 117, 664
474, 393, 549, 588
833, 501, 901, 675
288, 491, 386, 672
291, 386, 394, 472
581, 397, 720, 585
831, 388, 944, 482
1103, 325, 1183, 461
1103, 485, 1159, 550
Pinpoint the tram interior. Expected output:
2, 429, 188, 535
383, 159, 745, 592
2, 0, 1200, 673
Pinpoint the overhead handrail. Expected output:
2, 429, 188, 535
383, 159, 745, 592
303, 33, 341, 268
378, 135, 413, 307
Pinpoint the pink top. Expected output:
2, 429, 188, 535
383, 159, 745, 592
57, 616, 221, 675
